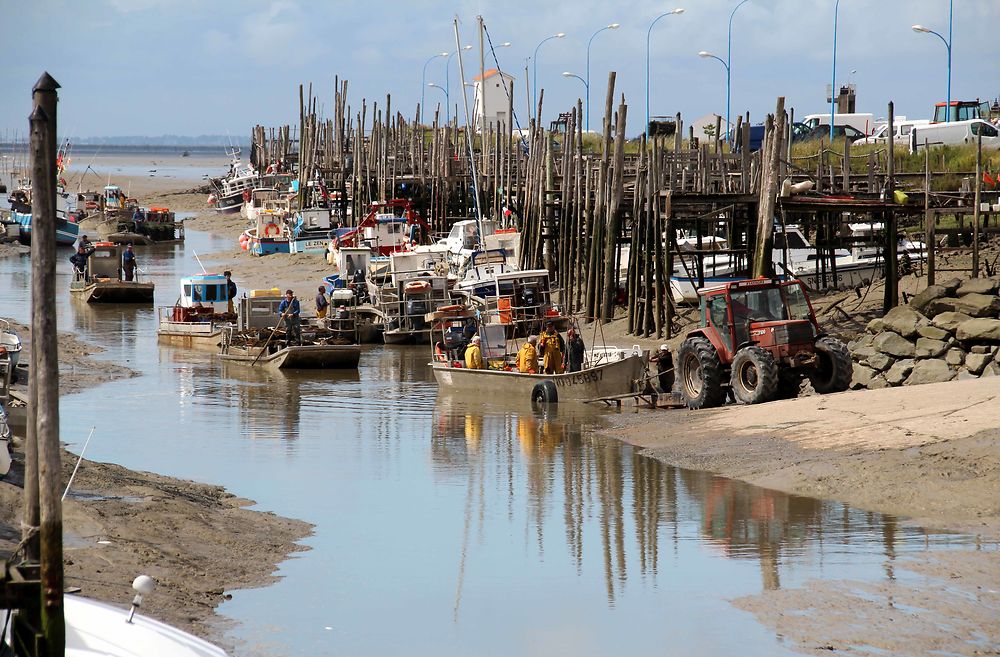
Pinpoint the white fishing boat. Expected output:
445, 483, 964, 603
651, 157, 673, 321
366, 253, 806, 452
0, 320, 22, 369
157, 273, 235, 349
367, 251, 456, 345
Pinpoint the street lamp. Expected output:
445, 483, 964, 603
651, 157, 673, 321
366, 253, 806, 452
699, 0, 749, 146
446, 45, 473, 123
586, 23, 620, 132
562, 71, 588, 94
698, 51, 729, 141
912, 1, 953, 122
532, 33, 566, 123
427, 82, 449, 116
421, 52, 449, 125
645, 8, 685, 140
830, 0, 842, 141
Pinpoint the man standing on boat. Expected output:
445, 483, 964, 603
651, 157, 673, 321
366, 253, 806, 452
278, 289, 302, 345
315, 286, 330, 319
465, 335, 484, 369
565, 328, 585, 373
539, 321, 564, 374
121, 244, 137, 282
517, 335, 539, 374
69, 244, 95, 281
224, 271, 238, 315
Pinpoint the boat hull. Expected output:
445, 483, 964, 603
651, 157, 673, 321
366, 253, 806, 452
70, 281, 155, 304
220, 344, 361, 369
432, 354, 645, 401
157, 323, 226, 349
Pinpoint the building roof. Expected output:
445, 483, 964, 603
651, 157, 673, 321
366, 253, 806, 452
472, 68, 515, 82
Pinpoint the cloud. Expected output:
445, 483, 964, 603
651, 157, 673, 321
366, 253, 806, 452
239, 1, 327, 64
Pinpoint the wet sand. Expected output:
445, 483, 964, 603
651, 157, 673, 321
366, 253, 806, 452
611, 379, 1000, 656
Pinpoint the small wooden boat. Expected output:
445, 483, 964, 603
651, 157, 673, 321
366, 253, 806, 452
220, 343, 360, 369
428, 309, 646, 402
69, 242, 154, 304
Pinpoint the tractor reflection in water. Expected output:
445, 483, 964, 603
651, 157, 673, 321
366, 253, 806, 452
676, 278, 852, 408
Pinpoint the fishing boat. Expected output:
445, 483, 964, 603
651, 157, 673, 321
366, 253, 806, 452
208, 155, 258, 214
106, 206, 185, 244
332, 199, 430, 256
467, 268, 569, 337
69, 242, 154, 304
0, 320, 22, 369
428, 309, 646, 402
367, 251, 456, 344
9, 181, 81, 246
157, 273, 235, 348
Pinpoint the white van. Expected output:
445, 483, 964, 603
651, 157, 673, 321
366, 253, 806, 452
910, 119, 1000, 152
856, 120, 931, 145
802, 113, 875, 135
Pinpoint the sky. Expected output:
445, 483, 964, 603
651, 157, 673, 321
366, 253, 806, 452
1, 0, 998, 140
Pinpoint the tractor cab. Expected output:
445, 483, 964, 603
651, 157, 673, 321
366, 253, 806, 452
698, 278, 818, 366
678, 277, 851, 409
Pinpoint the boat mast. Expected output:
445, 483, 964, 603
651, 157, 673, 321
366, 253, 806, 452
452, 16, 485, 246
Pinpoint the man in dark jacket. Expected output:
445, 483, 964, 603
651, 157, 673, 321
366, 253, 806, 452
69, 244, 95, 280
278, 289, 302, 345
565, 328, 585, 372
224, 271, 238, 314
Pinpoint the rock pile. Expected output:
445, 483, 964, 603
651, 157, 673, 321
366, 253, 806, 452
850, 277, 1000, 388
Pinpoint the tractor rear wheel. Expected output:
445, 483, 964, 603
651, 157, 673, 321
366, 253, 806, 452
730, 346, 779, 404
677, 337, 726, 409
809, 336, 853, 394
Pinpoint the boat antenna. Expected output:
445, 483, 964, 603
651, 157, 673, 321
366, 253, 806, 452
62, 426, 96, 501
453, 16, 486, 245
192, 249, 208, 274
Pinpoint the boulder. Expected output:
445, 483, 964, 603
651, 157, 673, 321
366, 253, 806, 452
957, 369, 978, 381
904, 359, 955, 386
931, 311, 974, 333
880, 306, 929, 338
866, 317, 885, 334
851, 363, 878, 389
916, 325, 951, 341
853, 333, 875, 348
955, 318, 1000, 342
864, 352, 894, 371
867, 375, 890, 389
885, 358, 915, 385
909, 285, 948, 314
925, 298, 960, 317
983, 362, 1000, 377
964, 351, 994, 375
969, 345, 998, 355
957, 277, 999, 296
939, 277, 964, 295
945, 348, 965, 367
852, 344, 878, 362
915, 337, 949, 359
950, 293, 1000, 318
873, 331, 915, 358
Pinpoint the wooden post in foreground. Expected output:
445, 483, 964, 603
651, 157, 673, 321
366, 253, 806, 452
751, 96, 785, 279
973, 133, 982, 277
883, 101, 898, 312
29, 71, 65, 657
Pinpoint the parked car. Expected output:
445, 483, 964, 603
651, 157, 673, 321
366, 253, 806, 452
801, 112, 875, 135
793, 124, 866, 143
855, 120, 931, 145
910, 119, 1000, 151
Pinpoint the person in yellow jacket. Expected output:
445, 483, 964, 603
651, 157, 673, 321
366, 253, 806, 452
465, 335, 484, 369
538, 320, 564, 374
517, 335, 539, 374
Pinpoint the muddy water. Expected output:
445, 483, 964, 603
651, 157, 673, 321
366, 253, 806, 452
0, 229, 978, 657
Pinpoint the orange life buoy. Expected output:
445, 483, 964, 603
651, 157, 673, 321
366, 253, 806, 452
263, 222, 280, 238
404, 279, 431, 294
437, 304, 463, 313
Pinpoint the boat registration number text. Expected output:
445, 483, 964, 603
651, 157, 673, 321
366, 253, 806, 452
555, 369, 603, 387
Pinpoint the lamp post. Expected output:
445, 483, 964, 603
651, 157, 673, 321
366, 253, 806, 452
698, 51, 729, 142
531, 33, 566, 123
699, 0, 749, 146
446, 45, 473, 123
912, 0, 953, 122
830, 0, 841, 141
586, 23, 620, 132
645, 8, 685, 140
427, 83, 448, 118
421, 52, 449, 125
562, 71, 588, 96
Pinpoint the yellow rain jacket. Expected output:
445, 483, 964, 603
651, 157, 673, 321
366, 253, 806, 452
465, 343, 484, 369
539, 329, 564, 374
517, 342, 538, 374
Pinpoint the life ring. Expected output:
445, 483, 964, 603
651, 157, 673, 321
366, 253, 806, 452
404, 279, 431, 294
263, 222, 280, 238
437, 304, 463, 313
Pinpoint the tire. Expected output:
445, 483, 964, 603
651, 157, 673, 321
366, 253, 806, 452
730, 346, 779, 405
809, 336, 852, 394
531, 380, 558, 404
677, 337, 726, 409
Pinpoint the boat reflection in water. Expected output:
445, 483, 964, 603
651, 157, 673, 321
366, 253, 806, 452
433, 392, 929, 607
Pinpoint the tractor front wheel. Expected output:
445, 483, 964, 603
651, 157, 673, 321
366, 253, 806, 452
809, 336, 853, 394
677, 337, 726, 409
730, 346, 779, 404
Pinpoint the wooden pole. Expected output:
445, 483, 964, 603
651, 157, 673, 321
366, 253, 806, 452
30, 71, 65, 657
973, 132, 982, 277
752, 97, 785, 278
925, 141, 935, 285
883, 101, 898, 312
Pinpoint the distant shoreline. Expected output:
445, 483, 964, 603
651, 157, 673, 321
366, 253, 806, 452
0, 143, 248, 156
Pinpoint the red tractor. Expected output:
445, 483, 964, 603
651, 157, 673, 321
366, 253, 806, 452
676, 278, 852, 408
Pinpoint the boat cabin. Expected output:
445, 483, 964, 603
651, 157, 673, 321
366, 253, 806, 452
179, 274, 231, 312
103, 185, 126, 212
479, 269, 560, 336
84, 242, 126, 280
440, 219, 496, 255
297, 207, 332, 233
